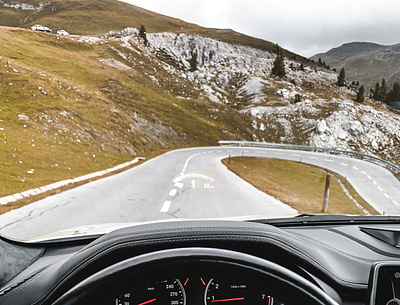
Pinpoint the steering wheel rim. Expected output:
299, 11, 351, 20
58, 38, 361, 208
52, 247, 340, 305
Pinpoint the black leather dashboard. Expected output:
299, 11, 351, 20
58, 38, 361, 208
1, 219, 400, 305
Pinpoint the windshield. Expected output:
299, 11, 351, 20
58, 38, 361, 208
1, 0, 400, 241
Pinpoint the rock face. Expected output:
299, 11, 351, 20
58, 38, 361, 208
94, 29, 400, 164
146, 32, 400, 163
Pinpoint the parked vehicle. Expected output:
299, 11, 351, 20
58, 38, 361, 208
30, 24, 52, 33
57, 29, 69, 36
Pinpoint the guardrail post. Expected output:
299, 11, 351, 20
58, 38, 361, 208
322, 174, 331, 213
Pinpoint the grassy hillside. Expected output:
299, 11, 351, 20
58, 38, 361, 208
0, 0, 306, 60
0, 26, 256, 197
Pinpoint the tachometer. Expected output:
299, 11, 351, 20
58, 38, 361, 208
205, 278, 282, 305
113, 279, 186, 305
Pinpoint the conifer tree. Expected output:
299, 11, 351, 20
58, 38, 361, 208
356, 85, 365, 103
388, 82, 400, 102
189, 51, 198, 72
373, 82, 381, 100
337, 67, 345, 87
271, 46, 286, 78
139, 25, 148, 46
299, 63, 305, 71
380, 78, 388, 103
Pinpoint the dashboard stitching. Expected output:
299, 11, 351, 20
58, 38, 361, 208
29, 226, 368, 304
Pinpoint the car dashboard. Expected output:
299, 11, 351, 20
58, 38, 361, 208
1, 218, 400, 305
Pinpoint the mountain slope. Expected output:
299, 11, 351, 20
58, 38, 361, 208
1, 2, 400, 203
312, 42, 400, 89
0, 0, 303, 60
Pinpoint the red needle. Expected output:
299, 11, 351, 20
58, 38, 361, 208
211, 297, 244, 302
138, 298, 156, 305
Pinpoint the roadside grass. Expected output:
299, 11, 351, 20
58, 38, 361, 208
222, 157, 379, 215
0, 157, 147, 216
0, 27, 258, 211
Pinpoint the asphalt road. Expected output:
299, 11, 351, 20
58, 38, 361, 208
1, 146, 400, 240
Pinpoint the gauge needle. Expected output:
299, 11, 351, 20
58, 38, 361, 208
138, 298, 156, 305
211, 297, 244, 302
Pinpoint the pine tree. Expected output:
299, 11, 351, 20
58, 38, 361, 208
271, 47, 286, 78
299, 63, 305, 71
337, 68, 345, 87
388, 82, 400, 102
380, 78, 388, 103
139, 25, 148, 46
189, 52, 198, 72
373, 82, 381, 100
356, 85, 365, 103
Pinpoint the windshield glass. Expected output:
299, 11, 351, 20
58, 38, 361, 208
1, 0, 400, 241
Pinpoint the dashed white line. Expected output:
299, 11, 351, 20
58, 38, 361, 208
325, 159, 333, 162
160, 201, 172, 213
217, 150, 222, 153
169, 189, 177, 197
367, 175, 372, 180
291, 154, 301, 157
373, 181, 377, 185
274, 152, 283, 155
384, 193, 390, 199
353, 166, 359, 170
340, 163, 348, 167
361, 171, 366, 175
378, 186, 383, 192
393, 200, 400, 206
309, 156, 318, 160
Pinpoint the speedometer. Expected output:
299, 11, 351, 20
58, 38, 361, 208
113, 279, 186, 305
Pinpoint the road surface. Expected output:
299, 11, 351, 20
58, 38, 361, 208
1, 146, 399, 240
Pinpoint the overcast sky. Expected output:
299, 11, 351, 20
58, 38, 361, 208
121, 0, 400, 57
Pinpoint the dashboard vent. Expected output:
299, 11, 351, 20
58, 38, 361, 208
360, 227, 400, 247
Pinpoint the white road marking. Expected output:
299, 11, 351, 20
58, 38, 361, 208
291, 154, 301, 157
169, 189, 177, 197
373, 181, 377, 185
160, 201, 172, 213
227, 150, 233, 152
353, 166, 359, 170
340, 163, 348, 166
393, 200, 400, 206
378, 186, 383, 192
384, 193, 390, 199
367, 175, 372, 180
274, 152, 283, 155
217, 150, 222, 153
361, 171, 366, 175
309, 156, 318, 160
325, 159, 333, 162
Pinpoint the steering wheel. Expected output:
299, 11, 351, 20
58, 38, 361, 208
52, 248, 340, 305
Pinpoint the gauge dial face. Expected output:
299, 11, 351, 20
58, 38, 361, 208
114, 279, 185, 305
205, 278, 282, 305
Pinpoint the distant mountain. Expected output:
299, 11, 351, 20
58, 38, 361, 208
312, 42, 400, 89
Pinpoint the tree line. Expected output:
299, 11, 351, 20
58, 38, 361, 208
337, 67, 400, 103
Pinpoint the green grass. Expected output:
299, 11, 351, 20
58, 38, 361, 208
223, 157, 379, 215
0, 26, 261, 203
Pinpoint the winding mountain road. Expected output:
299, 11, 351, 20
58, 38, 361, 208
1, 146, 400, 240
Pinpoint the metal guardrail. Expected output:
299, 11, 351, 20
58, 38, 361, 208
218, 141, 400, 175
